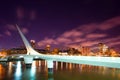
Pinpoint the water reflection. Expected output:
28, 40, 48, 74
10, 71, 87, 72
14, 61, 22, 80
8, 62, 13, 77
48, 71, 54, 80
0, 64, 5, 80
25, 68, 36, 80
30, 61, 36, 80
0, 60, 120, 80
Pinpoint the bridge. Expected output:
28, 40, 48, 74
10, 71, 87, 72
1, 25, 120, 69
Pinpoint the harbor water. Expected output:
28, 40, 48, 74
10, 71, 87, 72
0, 60, 120, 80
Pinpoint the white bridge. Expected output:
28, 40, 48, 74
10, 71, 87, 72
7, 25, 120, 69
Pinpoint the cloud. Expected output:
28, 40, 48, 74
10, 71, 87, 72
77, 23, 98, 33
80, 41, 98, 47
72, 37, 86, 43
61, 29, 83, 38
101, 36, 120, 43
21, 28, 29, 34
37, 16, 120, 51
109, 41, 120, 46
37, 27, 84, 47
56, 37, 72, 43
6, 24, 28, 34
86, 33, 107, 39
108, 41, 120, 47
66, 44, 80, 49
99, 16, 120, 30
98, 36, 120, 47
76, 16, 120, 32
7, 24, 16, 31
5, 30, 11, 36
38, 37, 57, 47
0, 34, 3, 37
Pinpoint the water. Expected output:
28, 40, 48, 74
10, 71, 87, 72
0, 60, 120, 80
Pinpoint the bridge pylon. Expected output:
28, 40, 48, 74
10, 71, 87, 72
16, 25, 54, 69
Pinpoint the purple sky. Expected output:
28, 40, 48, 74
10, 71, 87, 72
0, 0, 120, 51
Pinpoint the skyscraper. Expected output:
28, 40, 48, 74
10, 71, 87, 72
98, 43, 108, 55
30, 40, 36, 48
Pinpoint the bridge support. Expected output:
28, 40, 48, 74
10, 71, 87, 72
47, 60, 53, 72
24, 55, 33, 68
48, 70, 54, 80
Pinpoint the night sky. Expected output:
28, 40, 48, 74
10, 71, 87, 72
0, 0, 120, 51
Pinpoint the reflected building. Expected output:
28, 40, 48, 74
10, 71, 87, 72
0, 64, 6, 80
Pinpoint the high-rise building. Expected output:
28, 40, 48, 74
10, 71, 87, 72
30, 40, 36, 48
98, 43, 108, 55
80, 46, 90, 56
109, 48, 118, 57
52, 48, 59, 54
45, 44, 51, 54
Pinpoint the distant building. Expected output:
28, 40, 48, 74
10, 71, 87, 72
52, 48, 59, 54
67, 48, 81, 55
0, 49, 8, 57
6, 47, 47, 55
109, 48, 118, 57
30, 40, 36, 48
98, 43, 108, 55
45, 44, 51, 54
8, 48, 27, 55
80, 46, 90, 56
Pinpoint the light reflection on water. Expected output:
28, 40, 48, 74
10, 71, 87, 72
0, 61, 120, 80
0, 64, 5, 80
14, 61, 22, 80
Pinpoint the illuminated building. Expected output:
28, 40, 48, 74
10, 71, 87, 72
98, 43, 104, 53
52, 48, 59, 55
98, 43, 108, 55
3, 48, 46, 55
0, 49, 8, 57
45, 44, 51, 54
109, 48, 118, 57
30, 40, 36, 48
67, 48, 81, 55
80, 46, 90, 56
8, 48, 27, 55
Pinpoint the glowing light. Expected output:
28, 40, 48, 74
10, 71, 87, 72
14, 61, 22, 80
69, 63, 72, 70
30, 61, 36, 80
61, 62, 63, 69
8, 62, 13, 76
30, 66, 36, 77
19, 56, 23, 58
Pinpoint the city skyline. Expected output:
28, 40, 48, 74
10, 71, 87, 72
0, 0, 120, 51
